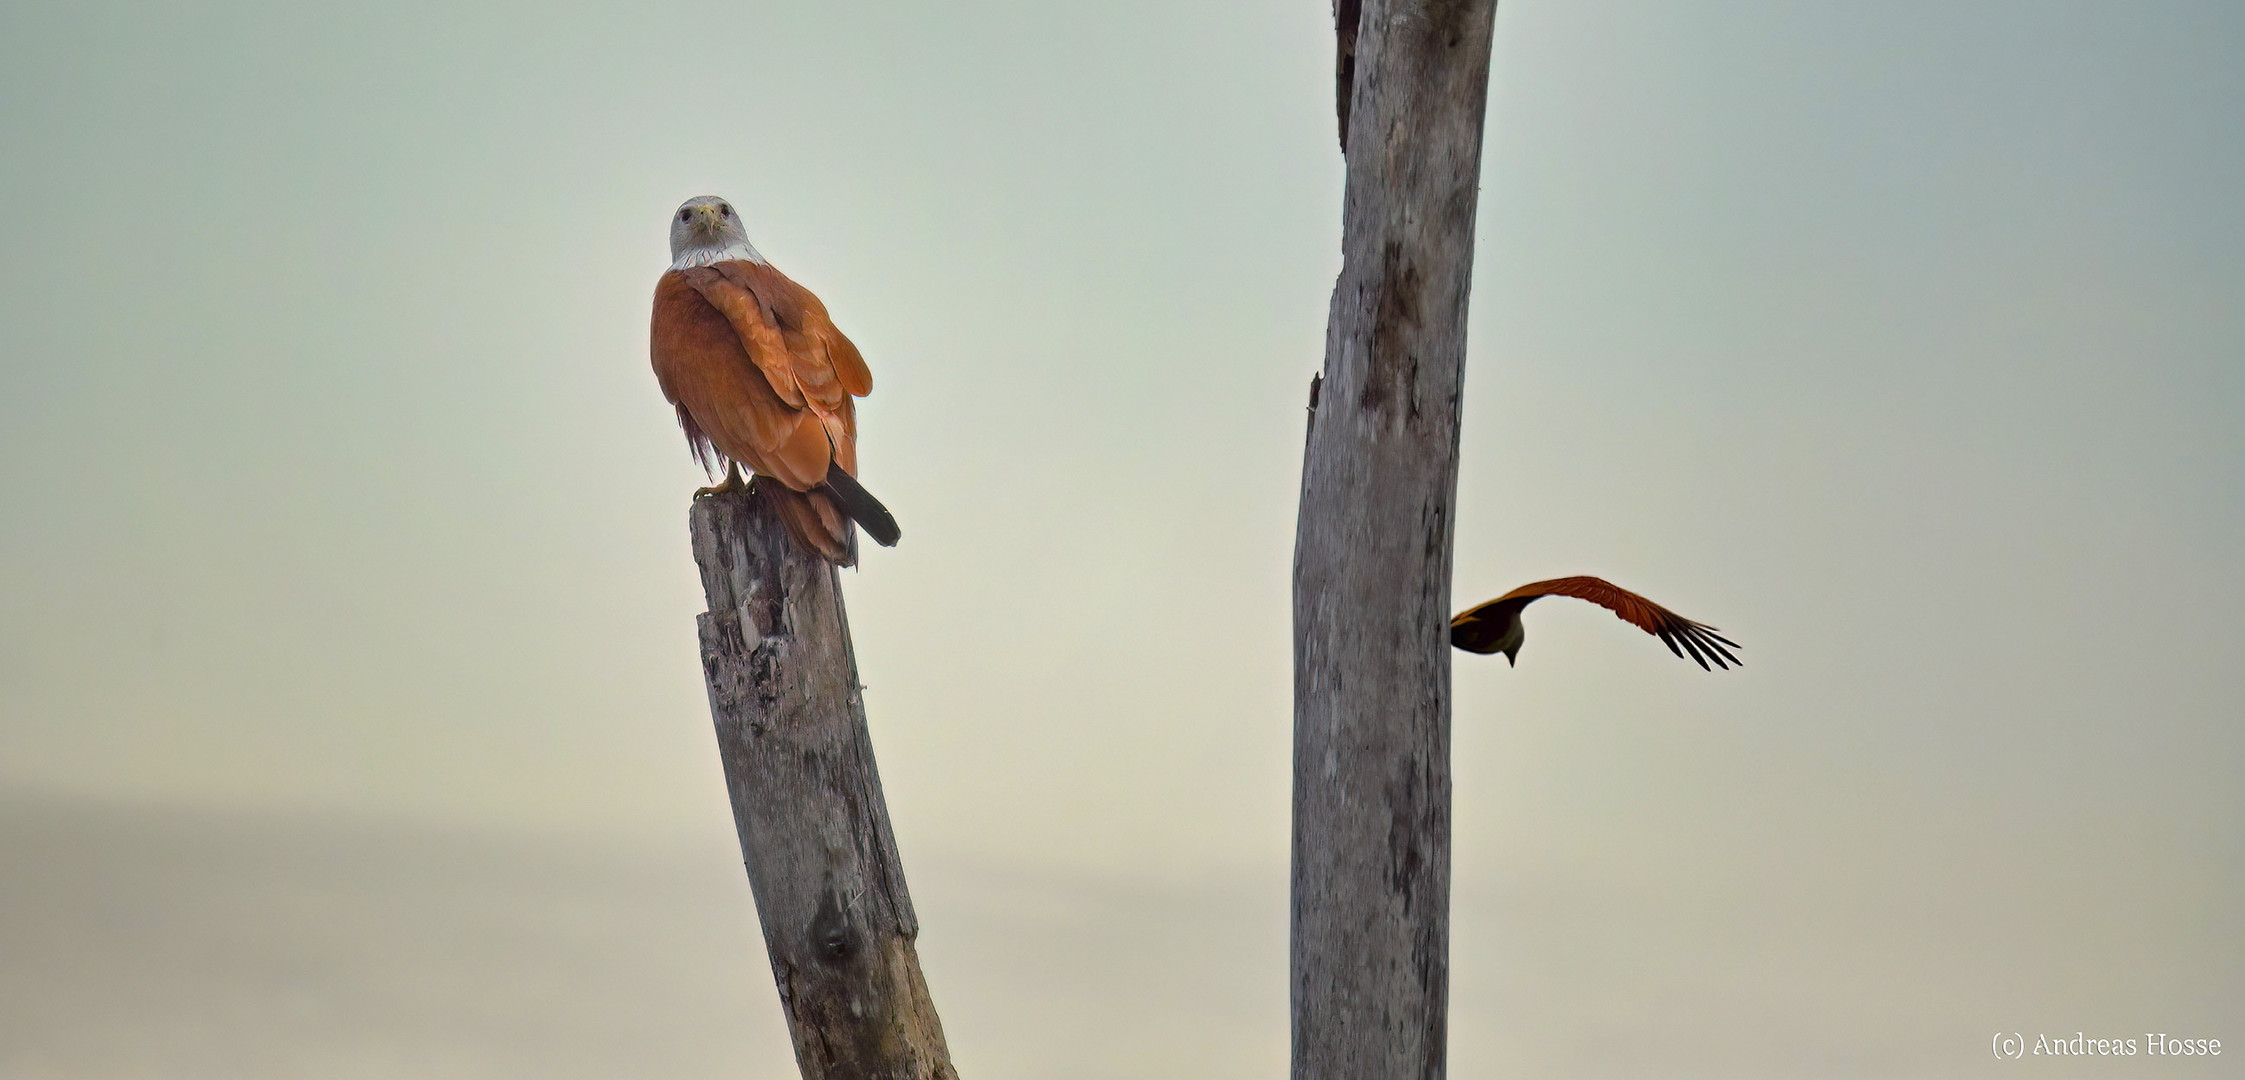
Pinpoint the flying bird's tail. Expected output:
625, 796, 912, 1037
821, 466, 902, 548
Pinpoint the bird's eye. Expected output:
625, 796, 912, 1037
719, 205, 732, 217
679, 209, 692, 222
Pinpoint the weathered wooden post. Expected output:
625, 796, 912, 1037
689, 484, 956, 1080
1292, 1, 1498, 1078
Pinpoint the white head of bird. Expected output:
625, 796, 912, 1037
668, 195, 765, 270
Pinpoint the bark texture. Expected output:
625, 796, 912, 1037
1293, 2, 1498, 1079
690, 484, 956, 1080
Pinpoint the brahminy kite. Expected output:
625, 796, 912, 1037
650, 195, 900, 564
1451, 576, 1741, 670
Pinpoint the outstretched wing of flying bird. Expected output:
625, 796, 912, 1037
1450, 575, 1741, 670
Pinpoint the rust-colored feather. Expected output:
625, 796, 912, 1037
675, 266, 808, 409
650, 259, 875, 563
760, 479, 854, 565
1450, 575, 1741, 670
711, 261, 873, 404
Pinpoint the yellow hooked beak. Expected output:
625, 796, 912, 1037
692, 204, 727, 230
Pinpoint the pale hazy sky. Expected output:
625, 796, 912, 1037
2, 1, 2239, 1077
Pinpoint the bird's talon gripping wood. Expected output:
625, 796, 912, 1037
693, 463, 747, 500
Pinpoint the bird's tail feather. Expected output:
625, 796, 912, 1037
758, 481, 856, 566
822, 466, 901, 548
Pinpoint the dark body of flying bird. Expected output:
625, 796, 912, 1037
649, 195, 901, 565
1451, 576, 1741, 670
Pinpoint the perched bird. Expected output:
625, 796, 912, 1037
650, 195, 901, 564
1450, 576, 1741, 670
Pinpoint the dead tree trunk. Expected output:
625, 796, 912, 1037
689, 484, 956, 1080
1293, 2, 1498, 1079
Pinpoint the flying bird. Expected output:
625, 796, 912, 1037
650, 195, 900, 564
1450, 576, 1741, 670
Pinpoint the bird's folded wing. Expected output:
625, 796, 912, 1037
710, 261, 873, 405
676, 265, 808, 410
651, 271, 832, 490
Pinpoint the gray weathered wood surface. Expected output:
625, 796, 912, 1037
689, 485, 956, 1080
1293, 1, 1498, 1078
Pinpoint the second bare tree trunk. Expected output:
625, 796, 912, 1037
1293, 2, 1498, 1078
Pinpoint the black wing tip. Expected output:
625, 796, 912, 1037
1683, 620, 1743, 670
1661, 621, 1746, 672
1694, 622, 1744, 651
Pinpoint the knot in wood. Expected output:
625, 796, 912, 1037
809, 887, 860, 967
